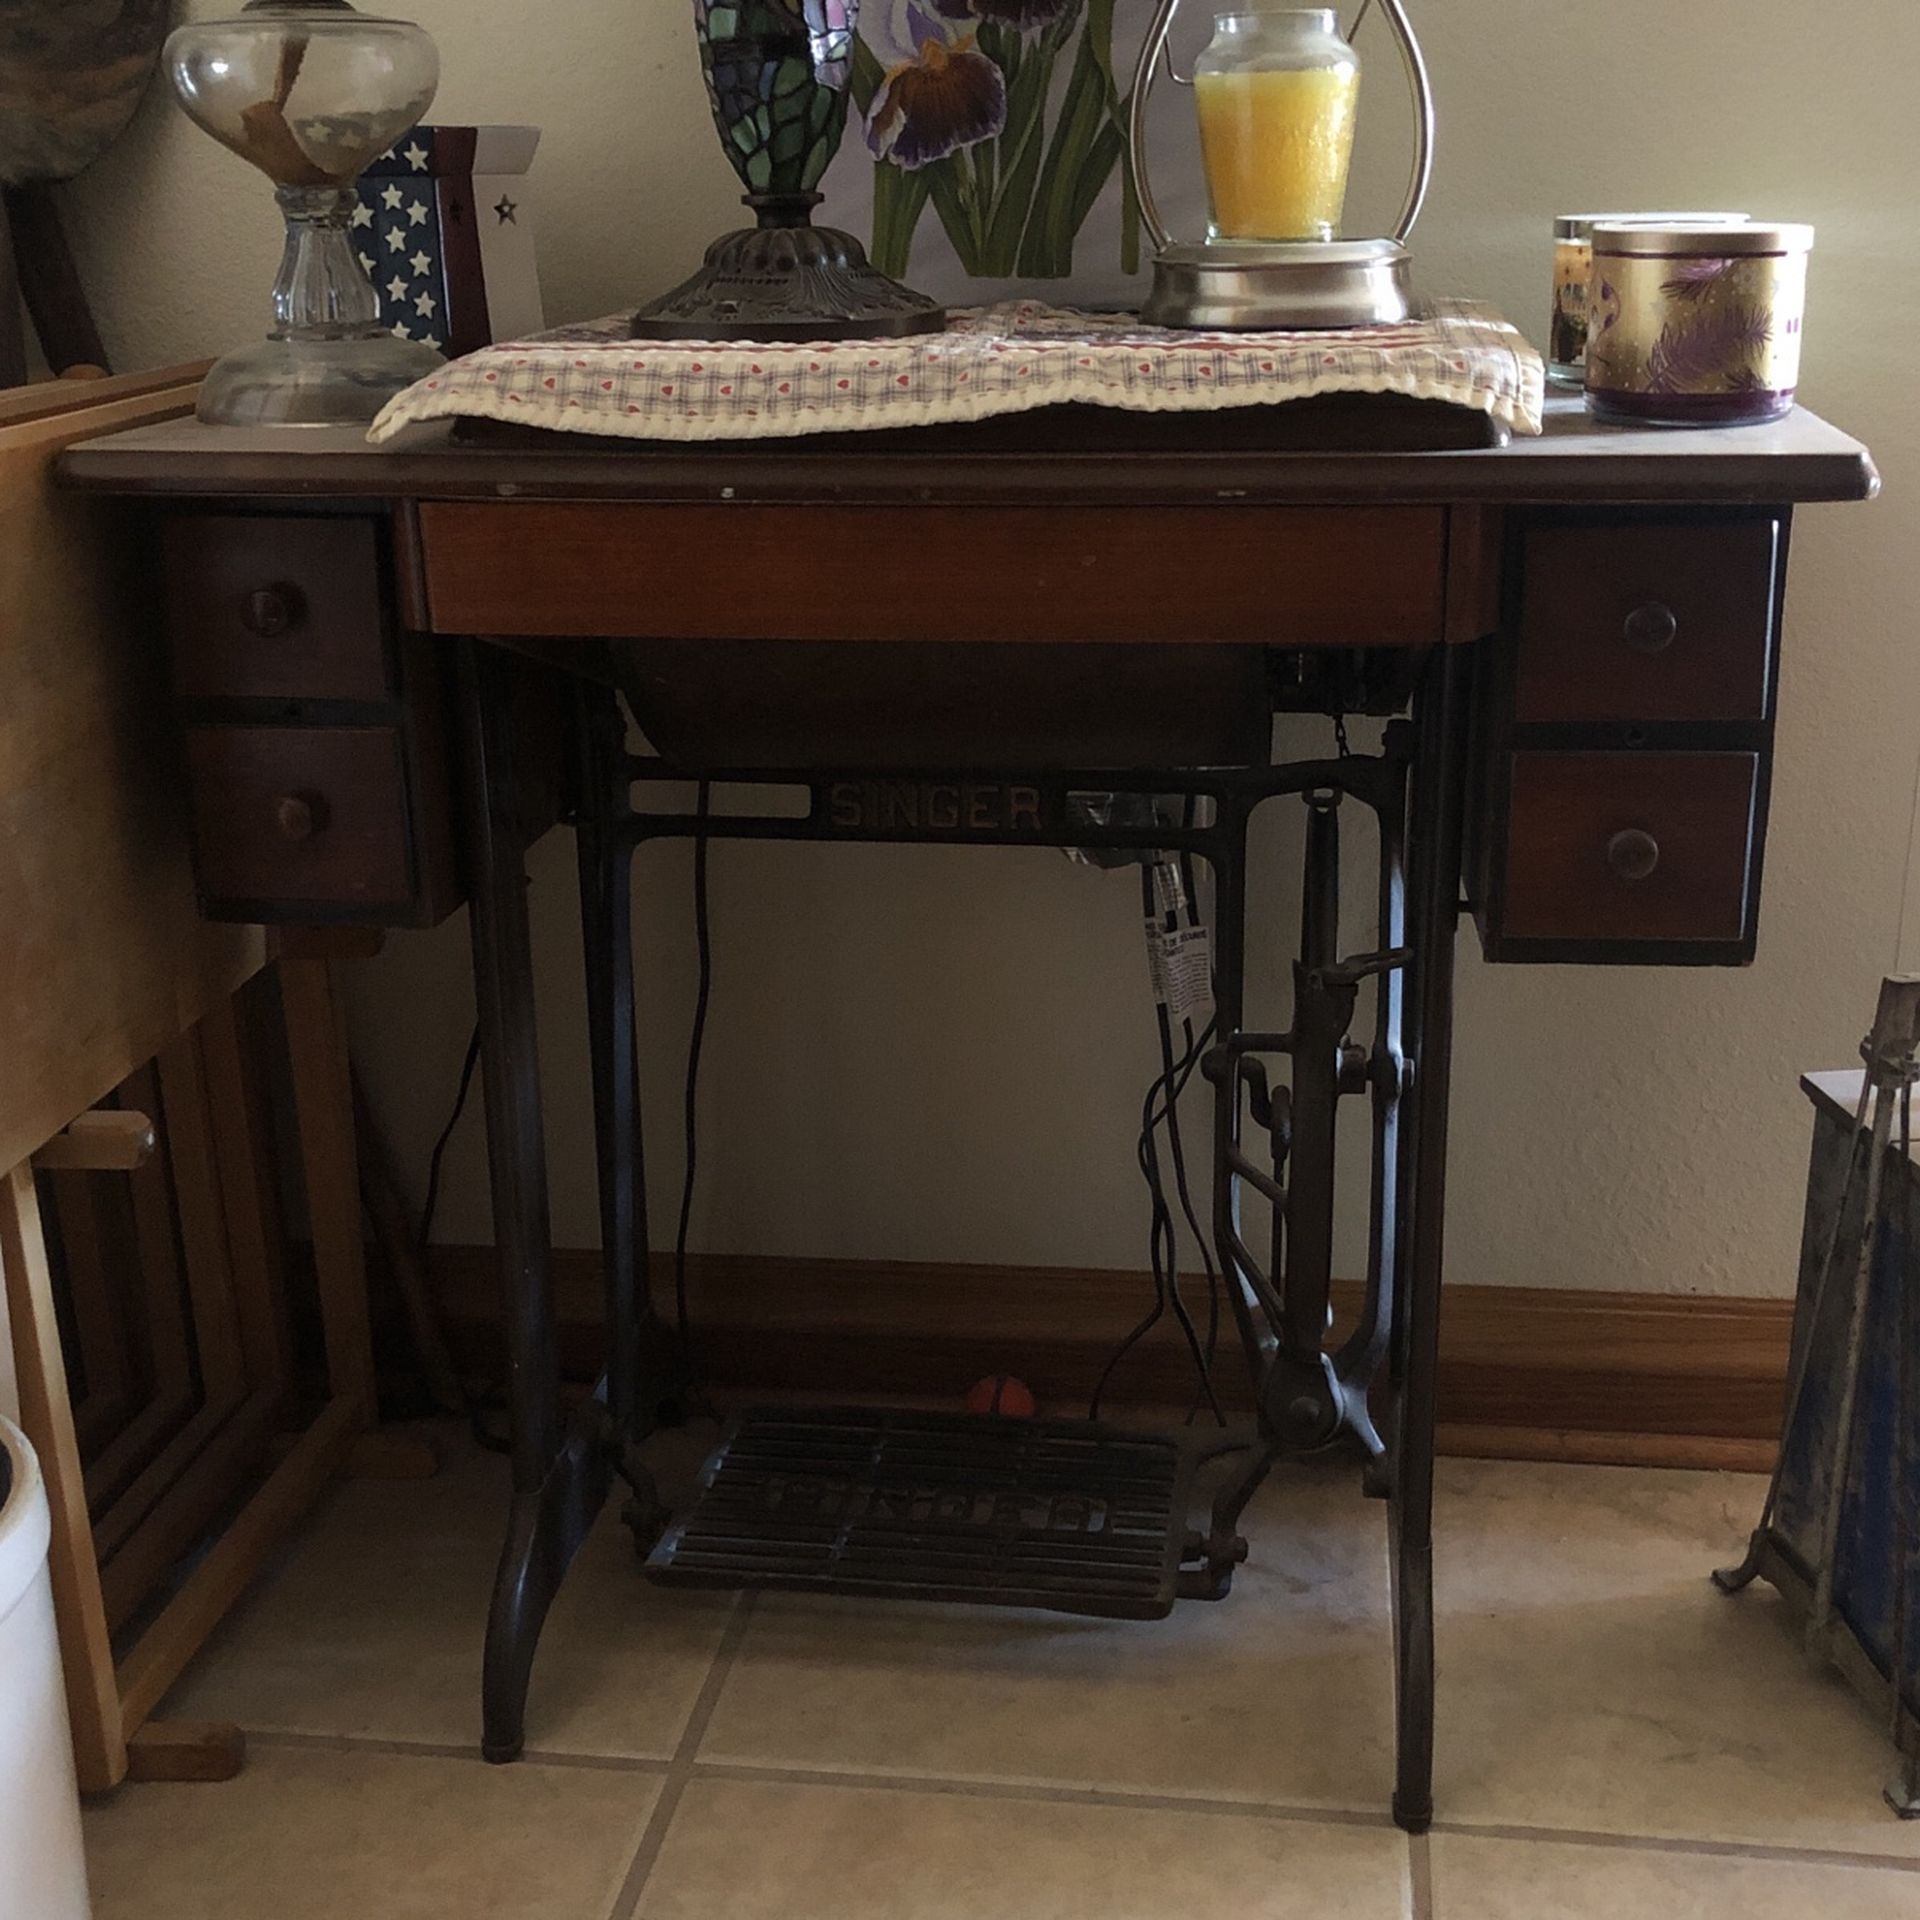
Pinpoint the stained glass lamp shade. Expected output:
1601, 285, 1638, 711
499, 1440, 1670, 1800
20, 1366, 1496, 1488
631, 0, 943, 340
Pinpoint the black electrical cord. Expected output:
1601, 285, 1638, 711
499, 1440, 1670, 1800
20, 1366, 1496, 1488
671, 780, 714, 1388
1089, 856, 1225, 1424
1089, 1011, 1215, 1420
1148, 995, 1227, 1427
418, 1025, 481, 1256
1169, 818, 1224, 1417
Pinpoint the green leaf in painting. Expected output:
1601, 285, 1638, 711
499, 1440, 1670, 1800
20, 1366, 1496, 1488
850, 35, 882, 114
1119, 131, 1140, 275
925, 155, 984, 275
1068, 119, 1121, 236
1085, 0, 1117, 95
870, 157, 934, 277
1018, 29, 1104, 274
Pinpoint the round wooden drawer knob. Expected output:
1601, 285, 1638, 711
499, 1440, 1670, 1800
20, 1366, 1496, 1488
1606, 828, 1661, 882
275, 791, 332, 842
240, 582, 305, 637
1622, 601, 1678, 654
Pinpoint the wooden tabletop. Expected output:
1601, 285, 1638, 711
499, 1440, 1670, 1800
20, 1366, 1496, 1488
58, 391, 1878, 510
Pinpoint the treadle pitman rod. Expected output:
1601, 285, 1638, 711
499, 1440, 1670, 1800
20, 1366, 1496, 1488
455, 640, 1472, 1837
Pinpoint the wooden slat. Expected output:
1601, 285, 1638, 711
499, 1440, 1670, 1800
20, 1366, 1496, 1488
0, 385, 264, 1175
152, 1031, 249, 1406
97, 1388, 280, 1631
125, 1718, 246, 1784
115, 1390, 363, 1733
86, 1033, 268, 1599
33, 1110, 155, 1173
0, 1163, 126, 1790
279, 958, 376, 1425
72, 1067, 202, 1509
417, 501, 1451, 647
0, 361, 208, 430
80, 1370, 199, 1523
118, 1065, 199, 1439
42, 1171, 140, 1455
198, 998, 295, 1408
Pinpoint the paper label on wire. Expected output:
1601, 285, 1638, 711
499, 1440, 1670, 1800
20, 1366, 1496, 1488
1145, 920, 1214, 1026
1151, 861, 1188, 922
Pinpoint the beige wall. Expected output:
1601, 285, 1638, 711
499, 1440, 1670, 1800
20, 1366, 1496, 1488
61, 0, 1920, 1295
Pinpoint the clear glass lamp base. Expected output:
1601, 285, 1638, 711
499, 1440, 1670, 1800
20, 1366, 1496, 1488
196, 329, 442, 427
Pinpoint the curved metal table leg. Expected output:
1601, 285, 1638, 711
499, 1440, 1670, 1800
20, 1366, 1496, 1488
1390, 642, 1472, 1834
460, 641, 611, 1762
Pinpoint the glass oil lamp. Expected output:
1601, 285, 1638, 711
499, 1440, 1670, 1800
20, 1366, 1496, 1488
1128, 0, 1435, 330
165, 0, 441, 424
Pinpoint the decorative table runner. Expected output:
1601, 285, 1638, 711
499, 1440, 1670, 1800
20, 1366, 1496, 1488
368, 297, 1544, 444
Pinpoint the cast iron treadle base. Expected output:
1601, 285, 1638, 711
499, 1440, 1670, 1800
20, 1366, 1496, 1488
644, 1405, 1201, 1619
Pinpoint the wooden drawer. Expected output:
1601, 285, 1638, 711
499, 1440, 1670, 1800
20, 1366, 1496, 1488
165, 514, 390, 704
185, 726, 414, 907
1514, 519, 1779, 724
416, 502, 1450, 647
1500, 750, 1760, 946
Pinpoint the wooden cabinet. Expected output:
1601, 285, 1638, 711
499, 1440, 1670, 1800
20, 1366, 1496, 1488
160, 511, 460, 927
1471, 509, 1787, 965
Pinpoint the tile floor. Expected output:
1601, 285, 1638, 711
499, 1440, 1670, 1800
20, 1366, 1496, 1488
83, 1425, 1920, 1919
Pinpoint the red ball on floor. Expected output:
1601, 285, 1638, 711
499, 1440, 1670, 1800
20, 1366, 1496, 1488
965, 1374, 1036, 1417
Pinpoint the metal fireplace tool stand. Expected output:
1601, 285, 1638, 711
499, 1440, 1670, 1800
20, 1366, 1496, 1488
457, 638, 1471, 1834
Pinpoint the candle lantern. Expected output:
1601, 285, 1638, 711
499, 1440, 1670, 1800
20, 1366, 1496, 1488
1129, 0, 1435, 330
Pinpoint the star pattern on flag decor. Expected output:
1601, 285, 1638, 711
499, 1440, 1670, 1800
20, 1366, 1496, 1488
355, 138, 448, 352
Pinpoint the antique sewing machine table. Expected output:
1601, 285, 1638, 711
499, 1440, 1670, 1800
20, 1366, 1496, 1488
62, 393, 1876, 1832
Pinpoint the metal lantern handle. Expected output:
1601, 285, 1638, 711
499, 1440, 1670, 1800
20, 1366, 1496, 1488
1127, 0, 1435, 255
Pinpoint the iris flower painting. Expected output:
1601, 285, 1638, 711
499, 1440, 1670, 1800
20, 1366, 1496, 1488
850, 0, 1138, 279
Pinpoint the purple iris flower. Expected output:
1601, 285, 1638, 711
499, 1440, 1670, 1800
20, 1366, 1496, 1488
864, 0, 1008, 169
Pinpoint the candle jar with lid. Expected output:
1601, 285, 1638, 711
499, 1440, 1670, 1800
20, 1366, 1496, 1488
1549, 211, 1747, 386
1585, 220, 1815, 428
1193, 8, 1362, 244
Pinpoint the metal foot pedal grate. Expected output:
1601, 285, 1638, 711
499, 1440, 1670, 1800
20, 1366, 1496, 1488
644, 1405, 1202, 1618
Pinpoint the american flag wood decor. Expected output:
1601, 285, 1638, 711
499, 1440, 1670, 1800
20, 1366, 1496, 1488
354, 125, 546, 358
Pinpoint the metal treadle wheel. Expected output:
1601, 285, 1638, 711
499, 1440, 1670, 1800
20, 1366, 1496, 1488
644, 1405, 1209, 1619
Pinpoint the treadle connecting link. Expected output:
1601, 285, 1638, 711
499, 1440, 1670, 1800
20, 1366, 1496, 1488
645, 1405, 1224, 1619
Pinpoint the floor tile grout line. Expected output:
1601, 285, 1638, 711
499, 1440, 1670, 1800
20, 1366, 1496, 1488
243, 1728, 672, 1773
1428, 1817, 1920, 1877
1407, 1833, 1433, 1920
605, 1593, 759, 1920
687, 1759, 1399, 1831
230, 1730, 1920, 1878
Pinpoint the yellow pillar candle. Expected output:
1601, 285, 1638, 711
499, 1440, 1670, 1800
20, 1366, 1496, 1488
1195, 64, 1361, 244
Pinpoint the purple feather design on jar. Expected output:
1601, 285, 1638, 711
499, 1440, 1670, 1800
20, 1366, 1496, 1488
1646, 303, 1774, 394
1659, 257, 1740, 302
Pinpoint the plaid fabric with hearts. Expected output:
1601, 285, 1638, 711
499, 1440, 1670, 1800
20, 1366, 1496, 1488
367, 297, 1544, 444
